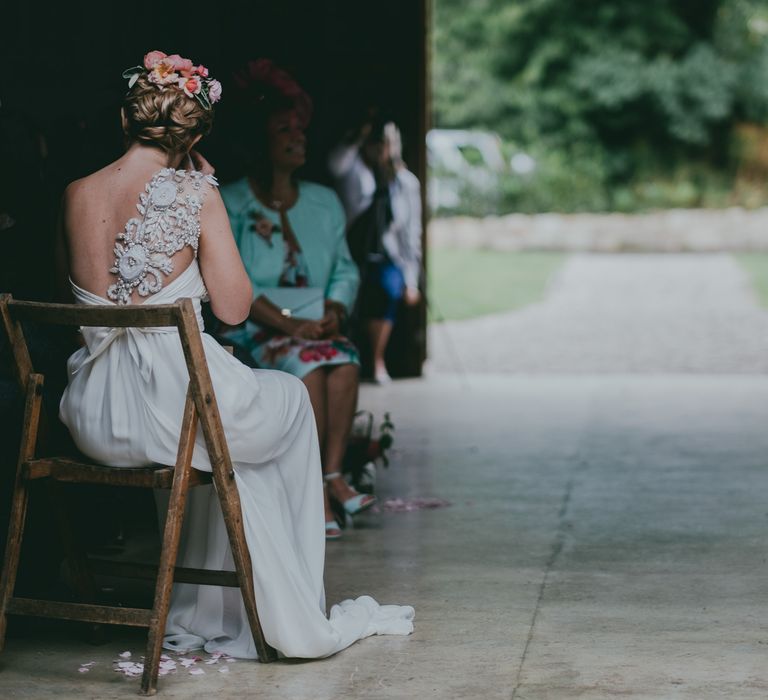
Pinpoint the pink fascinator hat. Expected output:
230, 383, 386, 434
233, 59, 313, 128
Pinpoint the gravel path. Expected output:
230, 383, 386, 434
428, 253, 768, 373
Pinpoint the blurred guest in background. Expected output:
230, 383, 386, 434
328, 118, 422, 384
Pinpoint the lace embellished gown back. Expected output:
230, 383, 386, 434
59, 167, 413, 659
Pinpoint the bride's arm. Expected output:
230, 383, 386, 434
198, 187, 252, 325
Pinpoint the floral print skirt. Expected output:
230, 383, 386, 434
222, 320, 360, 379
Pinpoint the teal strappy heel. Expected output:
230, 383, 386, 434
325, 519, 342, 540
324, 472, 376, 515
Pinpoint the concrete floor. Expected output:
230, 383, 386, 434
1, 372, 767, 698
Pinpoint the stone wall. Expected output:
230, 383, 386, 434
429, 208, 768, 252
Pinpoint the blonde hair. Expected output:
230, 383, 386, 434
122, 75, 214, 155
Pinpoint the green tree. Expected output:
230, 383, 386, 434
433, 0, 768, 211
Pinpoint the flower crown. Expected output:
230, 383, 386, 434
122, 51, 222, 110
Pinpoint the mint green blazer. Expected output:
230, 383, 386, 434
220, 178, 360, 312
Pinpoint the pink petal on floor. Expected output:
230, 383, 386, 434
380, 497, 451, 512
114, 660, 144, 677
219, 667, 230, 673
119, 651, 132, 659
189, 668, 205, 675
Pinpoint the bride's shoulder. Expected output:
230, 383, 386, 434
63, 161, 119, 206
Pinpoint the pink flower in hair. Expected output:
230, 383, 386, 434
179, 76, 202, 97
207, 79, 223, 104
167, 54, 194, 77
143, 50, 167, 69
195, 65, 209, 78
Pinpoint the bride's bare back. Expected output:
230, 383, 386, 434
62, 146, 252, 324
64, 153, 201, 300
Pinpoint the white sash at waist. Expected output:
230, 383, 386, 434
68, 262, 208, 380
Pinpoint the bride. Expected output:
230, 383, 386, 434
57, 51, 413, 659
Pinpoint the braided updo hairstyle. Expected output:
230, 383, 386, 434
122, 75, 214, 156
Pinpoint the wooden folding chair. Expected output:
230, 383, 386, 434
0, 294, 277, 695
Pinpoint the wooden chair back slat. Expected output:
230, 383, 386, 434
5, 298, 180, 328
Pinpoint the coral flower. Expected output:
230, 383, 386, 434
179, 76, 202, 97
194, 65, 209, 78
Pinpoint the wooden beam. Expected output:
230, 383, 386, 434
7, 598, 152, 627
89, 559, 240, 587
22, 459, 212, 488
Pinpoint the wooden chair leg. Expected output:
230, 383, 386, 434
211, 469, 277, 663
0, 374, 43, 650
140, 393, 196, 696
177, 303, 277, 663
0, 474, 31, 651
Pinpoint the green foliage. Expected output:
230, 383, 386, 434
433, 0, 768, 212
498, 144, 610, 214
428, 249, 566, 321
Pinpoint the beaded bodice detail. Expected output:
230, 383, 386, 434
107, 168, 218, 304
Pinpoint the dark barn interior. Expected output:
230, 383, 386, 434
0, 0, 429, 591
0, 0, 429, 375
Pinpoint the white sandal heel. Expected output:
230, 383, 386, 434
324, 471, 376, 515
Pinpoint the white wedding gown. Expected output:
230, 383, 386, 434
58, 167, 413, 659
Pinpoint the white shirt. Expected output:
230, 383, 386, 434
327, 142, 377, 224
328, 143, 423, 289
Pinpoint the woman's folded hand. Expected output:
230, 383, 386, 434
291, 319, 324, 340
320, 311, 340, 338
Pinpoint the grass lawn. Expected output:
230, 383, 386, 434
734, 253, 768, 307
427, 249, 567, 321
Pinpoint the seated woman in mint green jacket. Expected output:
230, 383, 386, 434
219, 60, 373, 540
221, 178, 359, 366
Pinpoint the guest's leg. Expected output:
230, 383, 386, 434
302, 367, 337, 525
302, 368, 327, 450
323, 363, 362, 504
369, 319, 393, 380
368, 263, 405, 381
